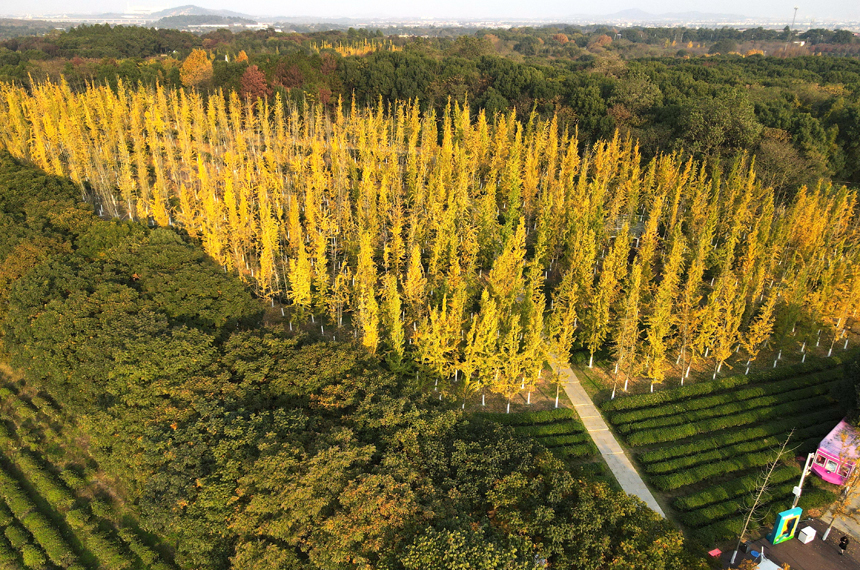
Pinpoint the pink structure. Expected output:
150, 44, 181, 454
812, 419, 860, 485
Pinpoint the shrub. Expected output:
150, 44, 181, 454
533, 433, 592, 447
58, 470, 86, 492
20, 543, 45, 569
619, 382, 835, 435
693, 514, 750, 544
21, 511, 76, 567
477, 407, 578, 426
626, 396, 836, 446
64, 509, 89, 530
0, 470, 35, 519
637, 412, 842, 464
0, 536, 18, 567
610, 370, 841, 427
513, 421, 584, 437
3, 525, 27, 549
117, 527, 159, 565
651, 450, 785, 491
643, 422, 837, 475
552, 442, 598, 459
82, 530, 133, 570
0, 424, 14, 448
679, 483, 795, 528
672, 465, 799, 511
13, 453, 75, 511
27, 397, 58, 421
601, 356, 842, 413
798, 488, 838, 511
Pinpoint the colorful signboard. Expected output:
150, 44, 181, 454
766, 507, 803, 545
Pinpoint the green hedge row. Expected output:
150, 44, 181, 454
551, 442, 598, 459
0, 426, 13, 450
0, 465, 77, 568
7, 402, 35, 424
81, 528, 135, 570
0, 503, 12, 528
610, 369, 841, 426
679, 482, 796, 528
117, 527, 169, 569
0, 535, 17, 568
27, 396, 59, 423
13, 453, 76, 512
693, 513, 749, 544
673, 466, 800, 511
477, 408, 579, 426
20, 510, 76, 567
513, 421, 585, 438
20, 542, 45, 569
534, 433, 592, 447
638, 410, 843, 464
643, 422, 837, 475
618, 382, 835, 435
3, 525, 26, 550
627, 396, 836, 447
0, 470, 35, 521
601, 355, 845, 413
651, 450, 785, 491
692, 487, 840, 544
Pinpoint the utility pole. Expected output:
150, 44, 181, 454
791, 452, 815, 509
784, 7, 799, 53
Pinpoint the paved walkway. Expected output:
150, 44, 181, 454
550, 354, 665, 517
823, 491, 860, 543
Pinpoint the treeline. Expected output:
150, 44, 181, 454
3, 27, 859, 187
0, 81, 856, 401
0, 151, 694, 569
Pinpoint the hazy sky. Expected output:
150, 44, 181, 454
7, 0, 860, 21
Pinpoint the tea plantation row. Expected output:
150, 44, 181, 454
602, 354, 854, 543
0, 379, 174, 570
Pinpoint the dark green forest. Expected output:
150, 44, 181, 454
0, 151, 693, 568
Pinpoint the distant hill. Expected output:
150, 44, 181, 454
149, 5, 257, 20
154, 14, 257, 28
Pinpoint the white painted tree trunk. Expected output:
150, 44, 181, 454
588, 354, 594, 368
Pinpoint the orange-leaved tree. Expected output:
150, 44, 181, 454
180, 49, 213, 88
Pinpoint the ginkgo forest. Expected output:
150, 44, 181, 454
0, 24, 858, 570
0, 80, 856, 403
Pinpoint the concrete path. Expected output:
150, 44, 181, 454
550, 354, 666, 517
822, 491, 860, 543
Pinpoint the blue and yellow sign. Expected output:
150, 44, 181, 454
767, 507, 803, 545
